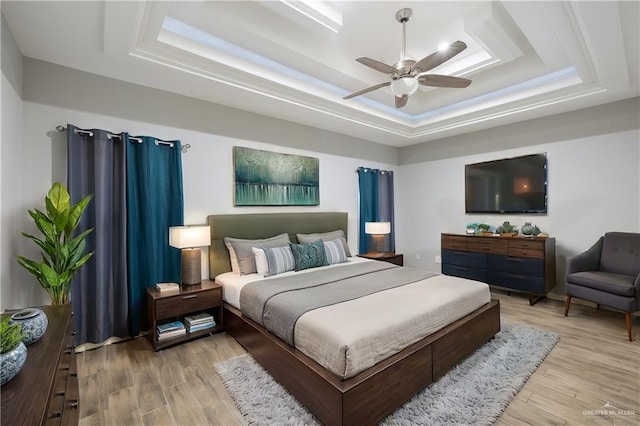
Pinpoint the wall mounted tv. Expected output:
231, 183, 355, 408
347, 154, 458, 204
465, 153, 548, 214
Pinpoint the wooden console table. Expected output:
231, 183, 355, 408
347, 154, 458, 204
441, 233, 556, 305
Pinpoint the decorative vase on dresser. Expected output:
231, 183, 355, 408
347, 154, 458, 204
10, 307, 48, 345
0, 341, 27, 386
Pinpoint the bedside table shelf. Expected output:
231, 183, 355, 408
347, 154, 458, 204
358, 252, 404, 266
147, 280, 223, 351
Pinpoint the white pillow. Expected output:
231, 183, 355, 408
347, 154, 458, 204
252, 247, 269, 276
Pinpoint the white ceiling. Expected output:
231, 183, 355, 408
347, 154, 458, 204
3, 1, 638, 147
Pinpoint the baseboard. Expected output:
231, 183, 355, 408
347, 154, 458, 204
496, 290, 639, 319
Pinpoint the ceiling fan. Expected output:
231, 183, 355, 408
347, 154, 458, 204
343, 8, 472, 108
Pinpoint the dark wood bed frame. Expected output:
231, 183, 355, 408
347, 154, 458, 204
207, 213, 501, 425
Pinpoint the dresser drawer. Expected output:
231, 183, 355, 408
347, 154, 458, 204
442, 249, 487, 268
442, 264, 487, 282
487, 271, 544, 294
156, 288, 221, 319
507, 247, 544, 259
441, 235, 468, 251
61, 368, 79, 425
508, 239, 544, 250
487, 255, 544, 277
467, 239, 508, 255
45, 383, 65, 425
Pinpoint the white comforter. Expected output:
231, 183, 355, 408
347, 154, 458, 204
216, 259, 490, 379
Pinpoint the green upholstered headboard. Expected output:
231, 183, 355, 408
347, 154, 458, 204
207, 212, 348, 279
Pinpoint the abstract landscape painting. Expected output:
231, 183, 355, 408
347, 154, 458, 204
233, 146, 319, 206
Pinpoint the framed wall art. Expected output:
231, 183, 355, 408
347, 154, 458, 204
233, 146, 319, 206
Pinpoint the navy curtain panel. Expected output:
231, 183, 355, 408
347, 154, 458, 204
126, 136, 184, 336
357, 167, 395, 254
68, 125, 129, 345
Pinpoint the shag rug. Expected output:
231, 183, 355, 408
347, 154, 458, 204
214, 322, 559, 425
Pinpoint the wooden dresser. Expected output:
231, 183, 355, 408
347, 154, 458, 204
441, 233, 556, 305
1, 304, 79, 425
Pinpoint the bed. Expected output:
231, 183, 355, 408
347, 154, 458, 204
208, 212, 500, 425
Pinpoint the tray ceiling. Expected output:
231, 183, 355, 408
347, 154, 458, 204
2, 1, 638, 146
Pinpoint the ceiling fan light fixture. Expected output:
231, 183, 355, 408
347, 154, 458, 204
344, 9, 470, 108
391, 77, 419, 97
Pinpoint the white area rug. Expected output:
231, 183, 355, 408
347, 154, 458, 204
215, 322, 559, 425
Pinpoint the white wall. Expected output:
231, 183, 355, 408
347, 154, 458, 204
396, 129, 640, 297
3, 101, 393, 310
2, 12, 53, 310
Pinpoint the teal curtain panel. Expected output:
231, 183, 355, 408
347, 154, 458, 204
127, 136, 184, 336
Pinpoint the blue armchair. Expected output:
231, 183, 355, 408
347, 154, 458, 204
564, 232, 640, 341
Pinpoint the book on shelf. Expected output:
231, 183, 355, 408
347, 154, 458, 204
187, 321, 216, 333
156, 282, 180, 293
157, 328, 187, 341
157, 320, 185, 334
184, 313, 214, 326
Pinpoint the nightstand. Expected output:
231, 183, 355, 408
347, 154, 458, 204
358, 252, 404, 266
146, 280, 223, 351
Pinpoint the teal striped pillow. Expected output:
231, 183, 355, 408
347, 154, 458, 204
324, 238, 348, 265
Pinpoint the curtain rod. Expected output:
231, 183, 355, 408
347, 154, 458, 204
56, 125, 191, 153
355, 169, 392, 174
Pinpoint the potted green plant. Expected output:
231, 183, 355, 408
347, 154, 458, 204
477, 223, 492, 235
1, 317, 26, 385
496, 221, 518, 236
17, 183, 94, 305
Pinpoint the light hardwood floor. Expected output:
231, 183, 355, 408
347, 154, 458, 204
78, 293, 639, 425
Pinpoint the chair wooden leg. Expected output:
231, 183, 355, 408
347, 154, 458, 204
596, 304, 600, 310
625, 312, 633, 342
564, 295, 572, 317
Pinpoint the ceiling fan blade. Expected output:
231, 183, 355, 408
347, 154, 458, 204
343, 81, 391, 100
395, 95, 408, 108
419, 74, 471, 88
356, 57, 398, 74
411, 40, 467, 73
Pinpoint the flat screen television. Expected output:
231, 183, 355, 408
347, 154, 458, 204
465, 153, 548, 214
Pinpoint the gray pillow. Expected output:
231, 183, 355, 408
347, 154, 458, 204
297, 230, 351, 257
224, 233, 290, 275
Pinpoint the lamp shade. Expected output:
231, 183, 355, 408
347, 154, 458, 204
365, 222, 391, 235
169, 225, 210, 249
391, 77, 419, 97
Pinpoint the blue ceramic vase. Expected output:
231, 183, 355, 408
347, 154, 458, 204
10, 308, 48, 345
1, 341, 27, 385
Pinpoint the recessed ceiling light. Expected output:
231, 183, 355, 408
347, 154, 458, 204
438, 42, 449, 51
